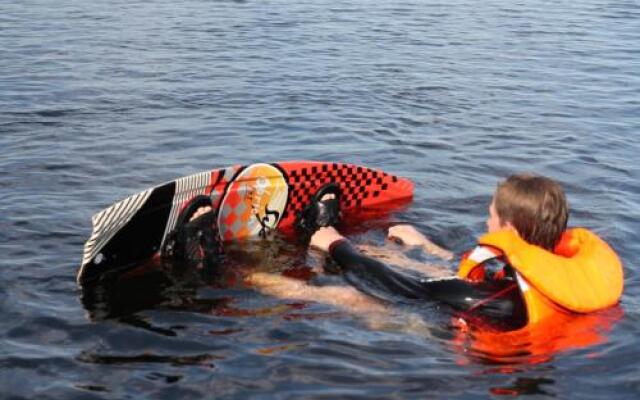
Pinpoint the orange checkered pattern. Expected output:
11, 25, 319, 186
279, 162, 409, 226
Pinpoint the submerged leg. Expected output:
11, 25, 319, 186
246, 272, 387, 314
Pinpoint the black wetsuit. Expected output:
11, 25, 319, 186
329, 240, 527, 329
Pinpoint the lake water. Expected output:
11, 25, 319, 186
2, 0, 639, 398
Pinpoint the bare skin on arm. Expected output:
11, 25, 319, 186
388, 225, 454, 261
310, 225, 454, 277
358, 244, 451, 278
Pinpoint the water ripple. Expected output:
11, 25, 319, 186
2, 0, 639, 398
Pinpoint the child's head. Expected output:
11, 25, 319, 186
488, 173, 568, 251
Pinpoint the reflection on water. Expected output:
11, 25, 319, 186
490, 377, 556, 396
452, 307, 623, 366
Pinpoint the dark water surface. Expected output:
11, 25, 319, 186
2, 0, 639, 398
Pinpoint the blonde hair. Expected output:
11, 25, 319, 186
494, 173, 568, 251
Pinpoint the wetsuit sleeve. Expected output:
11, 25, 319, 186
329, 240, 521, 319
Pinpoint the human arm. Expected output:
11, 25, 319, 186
356, 243, 451, 278
387, 225, 454, 261
312, 228, 521, 319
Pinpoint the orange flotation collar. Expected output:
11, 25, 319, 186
458, 228, 624, 324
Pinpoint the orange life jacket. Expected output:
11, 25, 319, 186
457, 228, 624, 326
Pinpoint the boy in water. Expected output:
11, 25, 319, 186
249, 173, 624, 329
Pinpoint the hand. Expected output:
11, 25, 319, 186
310, 226, 345, 252
388, 224, 454, 261
388, 224, 429, 246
